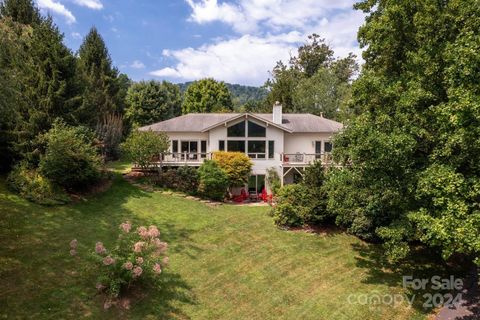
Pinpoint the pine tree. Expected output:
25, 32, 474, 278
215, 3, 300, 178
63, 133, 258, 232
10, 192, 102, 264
76, 27, 123, 127
1, 1, 79, 165
0, 0, 41, 25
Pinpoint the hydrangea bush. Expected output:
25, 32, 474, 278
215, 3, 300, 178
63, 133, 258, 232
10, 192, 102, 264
70, 221, 169, 300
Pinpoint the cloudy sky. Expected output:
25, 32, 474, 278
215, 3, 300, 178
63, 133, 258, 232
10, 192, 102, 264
36, 0, 365, 86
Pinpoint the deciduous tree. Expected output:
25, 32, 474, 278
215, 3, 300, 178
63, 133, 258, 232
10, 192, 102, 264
181, 78, 233, 114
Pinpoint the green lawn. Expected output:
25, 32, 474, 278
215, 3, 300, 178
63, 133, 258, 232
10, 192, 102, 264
0, 172, 448, 319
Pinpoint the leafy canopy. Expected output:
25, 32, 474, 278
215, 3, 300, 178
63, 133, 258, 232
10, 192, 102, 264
39, 121, 102, 189
181, 78, 233, 114
125, 80, 181, 127
327, 0, 480, 264
121, 130, 169, 170
264, 34, 358, 120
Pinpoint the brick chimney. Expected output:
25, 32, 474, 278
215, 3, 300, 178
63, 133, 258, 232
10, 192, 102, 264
273, 101, 282, 124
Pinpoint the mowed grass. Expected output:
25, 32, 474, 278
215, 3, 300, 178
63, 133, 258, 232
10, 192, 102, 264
0, 173, 447, 319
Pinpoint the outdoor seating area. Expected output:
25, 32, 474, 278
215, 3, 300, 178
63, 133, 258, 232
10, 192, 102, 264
232, 188, 273, 204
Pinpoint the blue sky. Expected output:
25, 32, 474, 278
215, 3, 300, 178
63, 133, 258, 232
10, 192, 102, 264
36, 0, 365, 86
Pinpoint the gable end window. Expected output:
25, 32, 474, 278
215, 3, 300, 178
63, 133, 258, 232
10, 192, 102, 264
248, 121, 266, 137
227, 121, 245, 137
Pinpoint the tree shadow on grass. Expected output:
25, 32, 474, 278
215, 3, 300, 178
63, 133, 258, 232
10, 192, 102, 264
0, 175, 200, 318
350, 242, 468, 315
126, 271, 197, 319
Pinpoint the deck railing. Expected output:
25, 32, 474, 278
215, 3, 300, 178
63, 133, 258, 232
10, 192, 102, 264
281, 153, 333, 165
134, 152, 333, 170
160, 152, 211, 164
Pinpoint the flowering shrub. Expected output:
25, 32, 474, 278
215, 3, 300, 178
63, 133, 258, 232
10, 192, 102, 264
70, 221, 169, 300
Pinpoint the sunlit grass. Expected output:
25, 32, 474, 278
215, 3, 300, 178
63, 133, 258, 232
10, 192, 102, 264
0, 174, 447, 319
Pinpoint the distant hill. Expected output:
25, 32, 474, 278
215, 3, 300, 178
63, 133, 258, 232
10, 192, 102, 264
178, 82, 267, 108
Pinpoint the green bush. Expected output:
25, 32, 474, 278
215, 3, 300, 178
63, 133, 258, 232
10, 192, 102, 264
155, 167, 199, 194
271, 161, 330, 227
176, 166, 199, 193
265, 167, 281, 195
7, 162, 69, 205
39, 121, 103, 190
271, 184, 312, 227
155, 170, 177, 189
198, 160, 229, 201
303, 161, 330, 223
121, 130, 169, 170
212, 151, 252, 188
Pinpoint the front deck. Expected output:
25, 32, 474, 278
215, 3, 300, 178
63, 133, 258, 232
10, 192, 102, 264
132, 152, 334, 170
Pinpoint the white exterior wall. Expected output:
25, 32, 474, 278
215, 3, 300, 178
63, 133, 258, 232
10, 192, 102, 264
162, 121, 338, 192
208, 118, 283, 176
166, 132, 209, 152
284, 132, 335, 154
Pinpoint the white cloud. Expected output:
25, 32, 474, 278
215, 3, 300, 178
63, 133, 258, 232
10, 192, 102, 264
36, 0, 76, 24
150, 34, 299, 85
152, 0, 365, 85
71, 32, 82, 39
73, 0, 103, 10
185, 0, 355, 33
130, 60, 146, 69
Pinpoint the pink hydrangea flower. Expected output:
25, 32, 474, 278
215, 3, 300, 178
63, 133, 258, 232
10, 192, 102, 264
95, 242, 106, 254
157, 241, 168, 253
120, 221, 132, 233
136, 257, 144, 265
148, 225, 160, 238
123, 261, 133, 270
70, 249, 77, 256
70, 239, 78, 249
153, 263, 162, 274
132, 266, 143, 278
133, 241, 145, 253
137, 226, 149, 239
162, 256, 169, 266
103, 256, 115, 266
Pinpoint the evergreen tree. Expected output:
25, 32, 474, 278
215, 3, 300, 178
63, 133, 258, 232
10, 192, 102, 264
76, 27, 122, 127
0, 17, 33, 170
14, 16, 79, 162
125, 80, 181, 127
0, 0, 41, 25
1, 0, 79, 164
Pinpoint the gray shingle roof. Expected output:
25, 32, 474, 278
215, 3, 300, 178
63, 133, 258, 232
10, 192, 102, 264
139, 113, 342, 133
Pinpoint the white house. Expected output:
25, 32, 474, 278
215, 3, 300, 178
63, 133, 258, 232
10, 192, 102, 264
139, 103, 342, 193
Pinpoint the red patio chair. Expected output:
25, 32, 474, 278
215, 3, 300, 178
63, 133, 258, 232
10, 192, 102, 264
261, 188, 267, 202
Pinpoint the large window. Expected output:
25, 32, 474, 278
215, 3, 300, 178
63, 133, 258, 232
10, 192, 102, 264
248, 121, 266, 137
315, 141, 322, 159
201, 140, 207, 158
172, 140, 178, 153
248, 141, 266, 159
324, 141, 333, 153
227, 140, 246, 153
268, 140, 275, 159
179, 141, 199, 160
227, 121, 245, 137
